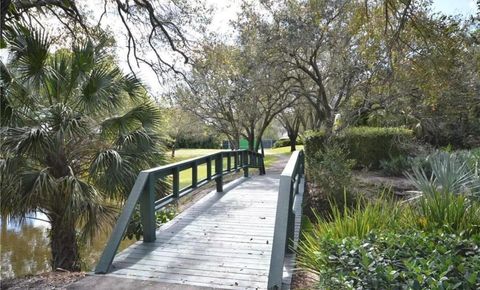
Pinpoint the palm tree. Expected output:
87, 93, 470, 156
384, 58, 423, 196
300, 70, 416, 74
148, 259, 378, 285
0, 26, 166, 271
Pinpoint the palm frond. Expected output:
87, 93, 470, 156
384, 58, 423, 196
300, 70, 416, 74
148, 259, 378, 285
1, 127, 53, 158
100, 102, 163, 137
46, 104, 88, 139
7, 25, 52, 87
77, 65, 124, 113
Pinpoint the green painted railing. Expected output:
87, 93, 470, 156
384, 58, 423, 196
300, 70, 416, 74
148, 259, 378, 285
268, 150, 305, 289
95, 149, 265, 274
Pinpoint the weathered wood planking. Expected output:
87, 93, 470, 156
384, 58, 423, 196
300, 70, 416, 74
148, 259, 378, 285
88, 161, 306, 290
106, 174, 282, 289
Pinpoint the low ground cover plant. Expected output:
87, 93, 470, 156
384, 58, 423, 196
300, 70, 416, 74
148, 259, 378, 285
300, 149, 480, 289
305, 231, 480, 290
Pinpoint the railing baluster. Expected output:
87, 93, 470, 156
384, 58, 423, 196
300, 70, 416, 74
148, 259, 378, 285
227, 151, 231, 172
243, 151, 249, 177
207, 157, 212, 180
215, 152, 223, 192
192, 161, 198, 188
234, 151, 238, 171
140, 175, 157, 242
172, 168, 179, 198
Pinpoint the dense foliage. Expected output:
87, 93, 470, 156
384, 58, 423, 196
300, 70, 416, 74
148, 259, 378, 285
0, 26, 166, 271
305, 127, 413, 169
299, 149, 480, 288
306, 231, 480, 290
273, 138, 303, 148
337, 127, 413, 169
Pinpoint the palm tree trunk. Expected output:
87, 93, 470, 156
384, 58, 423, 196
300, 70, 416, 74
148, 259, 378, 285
50, 217, 81, 271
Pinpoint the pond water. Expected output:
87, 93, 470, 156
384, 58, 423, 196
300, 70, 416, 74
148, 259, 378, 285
0, 213, 134, 279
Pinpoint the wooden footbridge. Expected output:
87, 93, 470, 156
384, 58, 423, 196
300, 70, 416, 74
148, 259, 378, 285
72, 150, 305, 290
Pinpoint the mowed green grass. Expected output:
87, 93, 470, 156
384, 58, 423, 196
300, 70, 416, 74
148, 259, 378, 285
167, 147, 303, 189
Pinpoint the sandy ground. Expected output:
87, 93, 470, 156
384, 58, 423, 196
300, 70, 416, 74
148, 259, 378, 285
1, 272, 86, 290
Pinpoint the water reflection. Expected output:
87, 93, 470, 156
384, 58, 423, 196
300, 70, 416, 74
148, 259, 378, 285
0, 213, 134, 279
1, 214, 51, 279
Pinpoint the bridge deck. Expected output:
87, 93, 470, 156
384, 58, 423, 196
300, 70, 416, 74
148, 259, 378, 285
93, 164, 303, 290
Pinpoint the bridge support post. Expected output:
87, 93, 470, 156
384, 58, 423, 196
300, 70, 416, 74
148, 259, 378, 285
140, 175, 156, 242
243, 151, 249, 177
215, 153, 223, 192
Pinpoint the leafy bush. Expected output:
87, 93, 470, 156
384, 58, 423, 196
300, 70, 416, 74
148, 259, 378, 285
337, 127, 413, 169
304, 130, 327, 158
305, 127, 413, 170
380, 155, 412, 176
273, 137, 303, 148
125, 206, 176, 240
176, 134, 221, 149
301, 231, 480, 290
306, 140, 355, 203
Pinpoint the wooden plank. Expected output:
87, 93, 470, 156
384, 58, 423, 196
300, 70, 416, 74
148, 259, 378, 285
101, 169, 286, 289
111, 262, 269, 283
113, 259, 270, 275
105, 273, 262, 290
114, 248, 272, 266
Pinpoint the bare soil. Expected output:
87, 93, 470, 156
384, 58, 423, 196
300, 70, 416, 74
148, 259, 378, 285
353, 170, 416, 197
1, 272, 86, 290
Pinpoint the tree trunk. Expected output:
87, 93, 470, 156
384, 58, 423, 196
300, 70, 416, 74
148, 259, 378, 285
50, 217, 81, 272
289, 133, 297, 152
171, 143, 176, 158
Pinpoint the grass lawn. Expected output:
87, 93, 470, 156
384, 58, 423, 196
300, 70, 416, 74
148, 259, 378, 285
167, 147, 303, 189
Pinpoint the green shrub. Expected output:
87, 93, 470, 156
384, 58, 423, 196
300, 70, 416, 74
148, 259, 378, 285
300, 231, 480, 290
304, 130, 327, 158
273, 137, 303, 148
305, 127, 413, 170
125, 206, 176, 240
380, 155, 412, 176
409, 191, 480, 236
337, 127, 413, 169
306, 140, 355, 202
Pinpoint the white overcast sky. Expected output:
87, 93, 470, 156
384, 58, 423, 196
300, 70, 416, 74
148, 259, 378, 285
1, 0, 477, 96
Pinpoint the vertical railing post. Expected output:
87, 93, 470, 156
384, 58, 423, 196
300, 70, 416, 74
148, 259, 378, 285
215, 153, 223, 192
192, 161, 198, 188
139, 174, 156, 242
243, 151, 249, 177
227, 151, 231, 172
260, 156, 266, 175
206, 157, 212, 181
172, 168, 179, 198
286, 182, 295, 253
234, 151, 238, 171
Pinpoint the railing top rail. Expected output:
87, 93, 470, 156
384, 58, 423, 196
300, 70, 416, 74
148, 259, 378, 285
142, 149, 252, 174
280, 150, 302, 177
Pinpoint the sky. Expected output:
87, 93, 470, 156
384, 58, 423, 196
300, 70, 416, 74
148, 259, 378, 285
1, 0, 477, 95
431, 0, 478, 18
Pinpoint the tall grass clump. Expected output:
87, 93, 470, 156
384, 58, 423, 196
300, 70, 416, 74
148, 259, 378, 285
298, 195, 407, 272
412, 191, 480, 235
406, 150, 480, 235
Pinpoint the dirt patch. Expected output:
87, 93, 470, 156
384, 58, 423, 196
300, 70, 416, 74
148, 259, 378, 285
291, 269, 319, 290
1, 271, 86, 290
354, 170, 416, 197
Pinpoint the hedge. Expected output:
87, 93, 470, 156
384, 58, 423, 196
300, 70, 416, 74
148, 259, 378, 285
304, 127, 413, 169
273, 137, 303, 148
